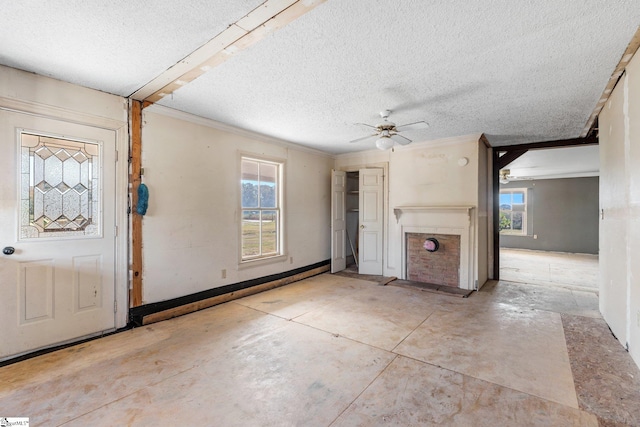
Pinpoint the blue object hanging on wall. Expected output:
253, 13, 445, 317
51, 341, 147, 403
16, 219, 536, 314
137, 183, 149, 215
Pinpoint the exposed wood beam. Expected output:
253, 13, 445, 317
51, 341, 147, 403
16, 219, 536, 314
131, 0, 327, 104
497, 149, 528, 170
492, 149, 500, 280
130, 100, 143, 307
495, 136, 598, 153
581, 26, 640, 137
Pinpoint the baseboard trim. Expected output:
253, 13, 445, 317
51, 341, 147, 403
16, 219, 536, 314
130, 260, 330, 326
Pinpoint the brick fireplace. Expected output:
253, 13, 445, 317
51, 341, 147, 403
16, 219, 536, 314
395, 206, 476, 290
406, 233, 460, 287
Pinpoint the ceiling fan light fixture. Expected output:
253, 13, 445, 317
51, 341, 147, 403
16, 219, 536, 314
375, 136, 394, 150
499, 169, 510, 184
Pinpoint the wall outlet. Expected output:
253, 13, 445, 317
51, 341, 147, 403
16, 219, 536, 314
221, 269, 226, 279
533, 234, 538, 239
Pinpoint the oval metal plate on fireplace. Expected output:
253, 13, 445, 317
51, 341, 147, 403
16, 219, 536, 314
423, 237, 439, 252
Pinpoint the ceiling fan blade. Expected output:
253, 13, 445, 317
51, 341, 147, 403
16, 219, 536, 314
395, 121, 429, 132
349, 133, 378, 144
355, 122, 377, 129
390, 134, 412, 145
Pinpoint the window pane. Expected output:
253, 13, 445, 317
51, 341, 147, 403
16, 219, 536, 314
241, 210, 260, 257
261, 210, 278, 255
259, 163, 277, 208
499, 211, 511, 231
512, 192, 525, 204
242, 181, 258, 208
260, 182, 276, 208
512, 212, 523, 230
260, 162, 277, 184
241, 160, 259, 208
499, 193, 511, 206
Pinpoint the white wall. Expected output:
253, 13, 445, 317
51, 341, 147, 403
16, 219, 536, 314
141, 106, 334, 304
335, 135, 487, 285
598, 50, 640, 368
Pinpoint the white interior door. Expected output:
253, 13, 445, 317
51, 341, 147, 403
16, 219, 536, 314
330, 169, 347, 273
0, 110, 117, 360
358, 168, 383, 275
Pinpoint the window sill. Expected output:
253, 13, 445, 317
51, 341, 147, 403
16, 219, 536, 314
238, 254, 288, 270
499, 232, 530, 237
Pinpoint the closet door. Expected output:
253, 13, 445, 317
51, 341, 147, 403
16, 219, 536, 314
358, 168, 383, 275
330, 170, 346, 273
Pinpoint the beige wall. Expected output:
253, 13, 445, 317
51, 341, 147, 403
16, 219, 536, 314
599, 50, 640, 367
140, 106, 334, 304
0, 65, 126, 123
335, 135, 490, 286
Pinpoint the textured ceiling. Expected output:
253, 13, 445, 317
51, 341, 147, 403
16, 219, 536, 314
1, 1, 639, 155
505, 145, 599, 180
0, 0, 264, 96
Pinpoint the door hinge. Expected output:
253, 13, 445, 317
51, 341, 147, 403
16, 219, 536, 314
114, 225, 118, 237
115, 150, 118, 162
114, 300, 118, 313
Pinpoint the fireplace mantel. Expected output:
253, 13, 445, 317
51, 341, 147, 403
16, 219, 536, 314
393, 205, 475, 223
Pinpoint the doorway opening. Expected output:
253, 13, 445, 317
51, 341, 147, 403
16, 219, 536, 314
331, 167, 385, 276
345, 171, 359, 269
494, 144, 599, 293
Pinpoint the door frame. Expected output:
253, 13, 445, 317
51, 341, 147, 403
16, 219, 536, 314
491, 137, 599, 282
335, 162, 389, 275
0, 96, 129, 331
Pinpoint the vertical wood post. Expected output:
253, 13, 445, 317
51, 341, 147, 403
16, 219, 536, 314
492, 148, 501, 281
130, 100, 143, 307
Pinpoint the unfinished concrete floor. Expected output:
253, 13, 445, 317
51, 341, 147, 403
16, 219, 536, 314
1, 273, 639, 426
500, 248, 599, 290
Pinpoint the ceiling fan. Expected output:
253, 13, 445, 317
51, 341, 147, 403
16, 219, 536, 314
349, 110, 429, 150
499, 169, 528, 183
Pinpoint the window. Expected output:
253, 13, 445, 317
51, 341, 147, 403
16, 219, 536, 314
241, 157, 283, 261
499, 189, 527, 235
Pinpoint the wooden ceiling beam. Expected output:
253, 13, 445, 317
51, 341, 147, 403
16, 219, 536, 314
131, 0, 327, 105
496, 136, 598, 153
497, 149, 528, 170
581, 26, 640, 137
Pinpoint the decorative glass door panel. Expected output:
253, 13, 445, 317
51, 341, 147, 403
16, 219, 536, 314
20, 132, 101, 239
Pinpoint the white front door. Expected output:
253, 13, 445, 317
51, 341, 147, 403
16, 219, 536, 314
0, 110, 117, 360
330, 170, 347, 273
358, 168, 383, 275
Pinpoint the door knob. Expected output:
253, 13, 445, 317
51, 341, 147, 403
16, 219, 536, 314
360, 225, 365, 229
3, 246, 15, 255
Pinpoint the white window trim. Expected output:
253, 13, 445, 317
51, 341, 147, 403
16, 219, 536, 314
238, 152, 287, 267
499, 188, 528, 236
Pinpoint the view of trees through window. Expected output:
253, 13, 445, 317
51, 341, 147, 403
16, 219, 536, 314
241, 158, 280, 260
499, 189, 526, 235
